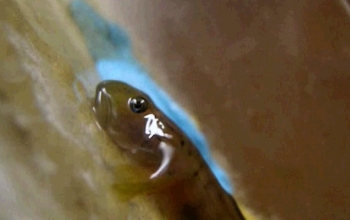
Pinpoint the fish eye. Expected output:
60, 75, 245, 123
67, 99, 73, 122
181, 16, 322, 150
128, 96, 148, 113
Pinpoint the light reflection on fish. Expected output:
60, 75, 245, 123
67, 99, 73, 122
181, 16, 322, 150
93, 80, 245, 220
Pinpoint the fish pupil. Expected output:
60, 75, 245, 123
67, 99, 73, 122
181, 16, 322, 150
129, 96, 148, 113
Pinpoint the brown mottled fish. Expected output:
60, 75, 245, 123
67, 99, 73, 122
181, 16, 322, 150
93, 80, 245, 220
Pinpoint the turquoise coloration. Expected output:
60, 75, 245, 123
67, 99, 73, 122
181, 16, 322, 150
70, 0, 233, 194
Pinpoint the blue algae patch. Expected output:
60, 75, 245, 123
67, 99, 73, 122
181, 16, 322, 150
70, 0, 233, 195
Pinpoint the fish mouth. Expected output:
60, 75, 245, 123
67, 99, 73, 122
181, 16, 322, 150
93, 87, 113, 129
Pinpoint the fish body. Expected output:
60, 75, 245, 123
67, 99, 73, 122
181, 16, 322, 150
93, 80, 245, 220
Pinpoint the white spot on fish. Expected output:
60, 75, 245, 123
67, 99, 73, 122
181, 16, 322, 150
144, 114, 173, 139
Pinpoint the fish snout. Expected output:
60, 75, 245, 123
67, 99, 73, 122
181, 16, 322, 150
93, 87, 113, 129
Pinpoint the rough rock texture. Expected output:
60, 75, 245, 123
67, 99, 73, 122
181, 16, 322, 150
1, 0, 350, 219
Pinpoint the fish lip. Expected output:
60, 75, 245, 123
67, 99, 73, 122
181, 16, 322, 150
93, 88, 113, 129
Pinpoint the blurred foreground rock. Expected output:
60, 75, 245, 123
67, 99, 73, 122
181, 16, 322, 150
0, 1, 153, 219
